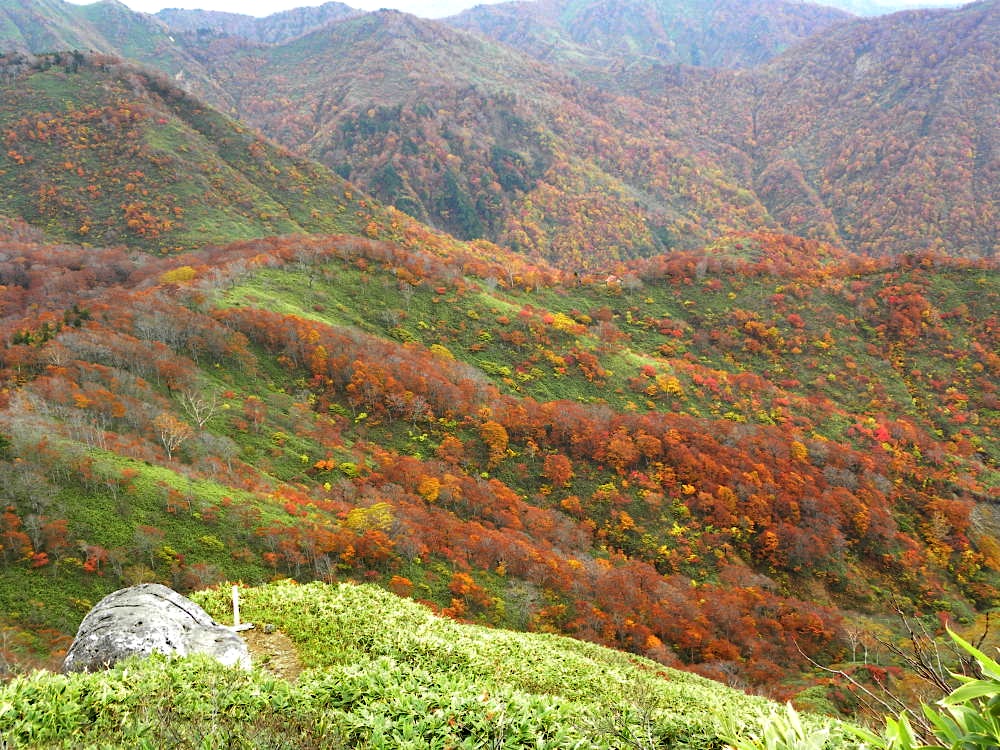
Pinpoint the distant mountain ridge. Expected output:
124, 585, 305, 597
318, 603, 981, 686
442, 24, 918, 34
155, 2, 360, 45
0, 0, 232, 106
0, 0, 186, 57
1, 0, 996, 263
820, 0, 969, 15
445, 0, 853, 72
181, 8, 782, 263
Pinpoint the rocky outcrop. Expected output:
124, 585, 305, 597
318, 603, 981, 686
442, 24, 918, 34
62, 583, 250, 673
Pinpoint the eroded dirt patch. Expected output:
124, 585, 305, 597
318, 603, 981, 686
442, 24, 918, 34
242, 627, 305, 682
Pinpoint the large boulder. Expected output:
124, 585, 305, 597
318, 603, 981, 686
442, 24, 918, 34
62, 583, 250, 673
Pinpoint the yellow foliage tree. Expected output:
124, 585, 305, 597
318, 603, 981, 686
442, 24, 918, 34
344, 502, 394, 533
159, 265, 198, 285
479, 420, 509, 469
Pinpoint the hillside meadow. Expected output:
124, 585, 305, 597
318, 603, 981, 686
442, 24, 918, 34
0, 222, 995, 712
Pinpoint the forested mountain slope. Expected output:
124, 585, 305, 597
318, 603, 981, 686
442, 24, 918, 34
631, 0, 999, 258
182, 1, 997, 264
177, 10, 777, 263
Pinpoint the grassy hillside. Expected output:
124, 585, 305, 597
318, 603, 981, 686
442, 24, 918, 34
0, 53, 392, 251
0, 579, 845, 748
0, 223, 995, 706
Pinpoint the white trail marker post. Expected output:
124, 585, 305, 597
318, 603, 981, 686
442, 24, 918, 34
231, 584, 254, 632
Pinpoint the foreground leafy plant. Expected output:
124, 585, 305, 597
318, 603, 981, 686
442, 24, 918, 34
851, 630, 1000, 750
719, 702, 843, 750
